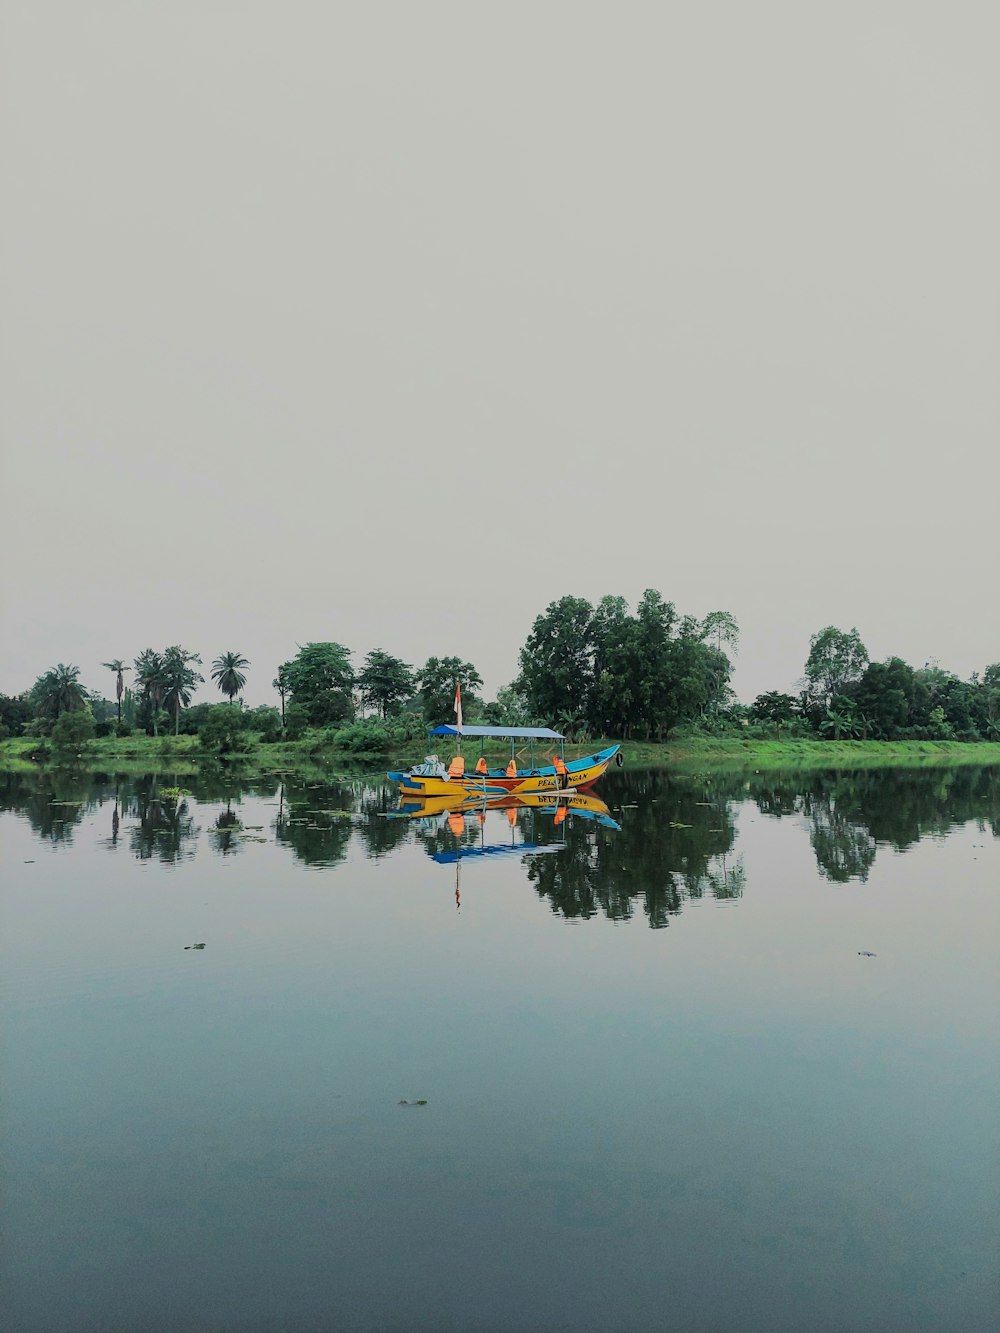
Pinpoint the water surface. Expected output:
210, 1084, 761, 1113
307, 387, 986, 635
2, 765, 997, 1331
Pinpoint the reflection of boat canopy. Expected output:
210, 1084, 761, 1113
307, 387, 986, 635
429, 726, 564, 739
431, 843, 563, 864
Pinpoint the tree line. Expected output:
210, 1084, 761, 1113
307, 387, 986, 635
1, 593, 997, 748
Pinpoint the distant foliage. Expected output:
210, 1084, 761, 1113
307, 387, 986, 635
50, 707, 96, 751
242, 705, 282, 743
198, 705, 252, 755
332, 716, 423, 754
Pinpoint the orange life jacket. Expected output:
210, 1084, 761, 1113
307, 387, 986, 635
475, 757, 488, 774
506, 759, 517, 777
554, 756, 567, 775
448, 755, 465, 778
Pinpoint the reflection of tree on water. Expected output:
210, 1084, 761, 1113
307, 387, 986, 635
272, 774, 354, 868
210, 800, 243, 855
0, 769, 92, 846
526, 771, 741, 928
128, 776, 199, 864
1, 764, 996, 886
355, 783, 411, 860
747, 765, 1000, 882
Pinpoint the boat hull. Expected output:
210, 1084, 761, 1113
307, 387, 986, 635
392, 744, 621, 798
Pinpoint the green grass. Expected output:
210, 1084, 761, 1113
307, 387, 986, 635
628, 737, 1000, 770
3, 732, 999, 775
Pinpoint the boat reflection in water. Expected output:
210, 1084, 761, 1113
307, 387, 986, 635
388, 790, 621, 910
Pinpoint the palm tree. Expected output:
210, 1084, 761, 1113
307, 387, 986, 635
32, 663, 87, 720
134, 649, 168, 736
101, 659, 130, 723
162, 646, 204, 734
212, 652, 249, 706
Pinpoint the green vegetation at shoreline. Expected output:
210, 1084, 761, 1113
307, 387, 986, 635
626, 737, 1000, 770
3, 600, 998, 764
2, 733, 998, 776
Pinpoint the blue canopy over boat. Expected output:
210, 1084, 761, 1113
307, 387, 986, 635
429, 725, 564, 739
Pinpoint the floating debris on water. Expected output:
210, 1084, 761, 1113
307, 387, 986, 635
184, 943, 207, 950
858, 951, 877, 957
398, 1099, 428, 1107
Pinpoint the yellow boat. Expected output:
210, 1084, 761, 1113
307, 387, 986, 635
388, 726, 621, 799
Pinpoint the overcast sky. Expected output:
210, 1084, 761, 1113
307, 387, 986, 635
1, 1, 997, 710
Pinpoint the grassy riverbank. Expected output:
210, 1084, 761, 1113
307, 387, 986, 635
2, 733, 1000, 774
624, 737, 1000, 770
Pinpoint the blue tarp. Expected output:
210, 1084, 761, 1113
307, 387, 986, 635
429, 725, 563, 739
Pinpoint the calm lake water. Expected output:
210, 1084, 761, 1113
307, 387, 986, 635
1, 764, 998, 1333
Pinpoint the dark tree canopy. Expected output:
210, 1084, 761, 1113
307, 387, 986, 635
357, 651, 414, 719
416, 657, 483, 726
516, 590, 737, 739
280, 643, 355, 728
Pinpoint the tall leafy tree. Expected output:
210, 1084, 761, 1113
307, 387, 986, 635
635, 590, 679, 735
101, 659, 131, 723
517, 596, 595, 725
211, 651, 249, 705
804, 626, 868, 708
357, 651, 414, 718
30, 664, 88, 721
589, 595, 637, 737
416, 657, 483, 726
279, 643, 355, 727
701, 611, 740, 657
272, 665, 291, 728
